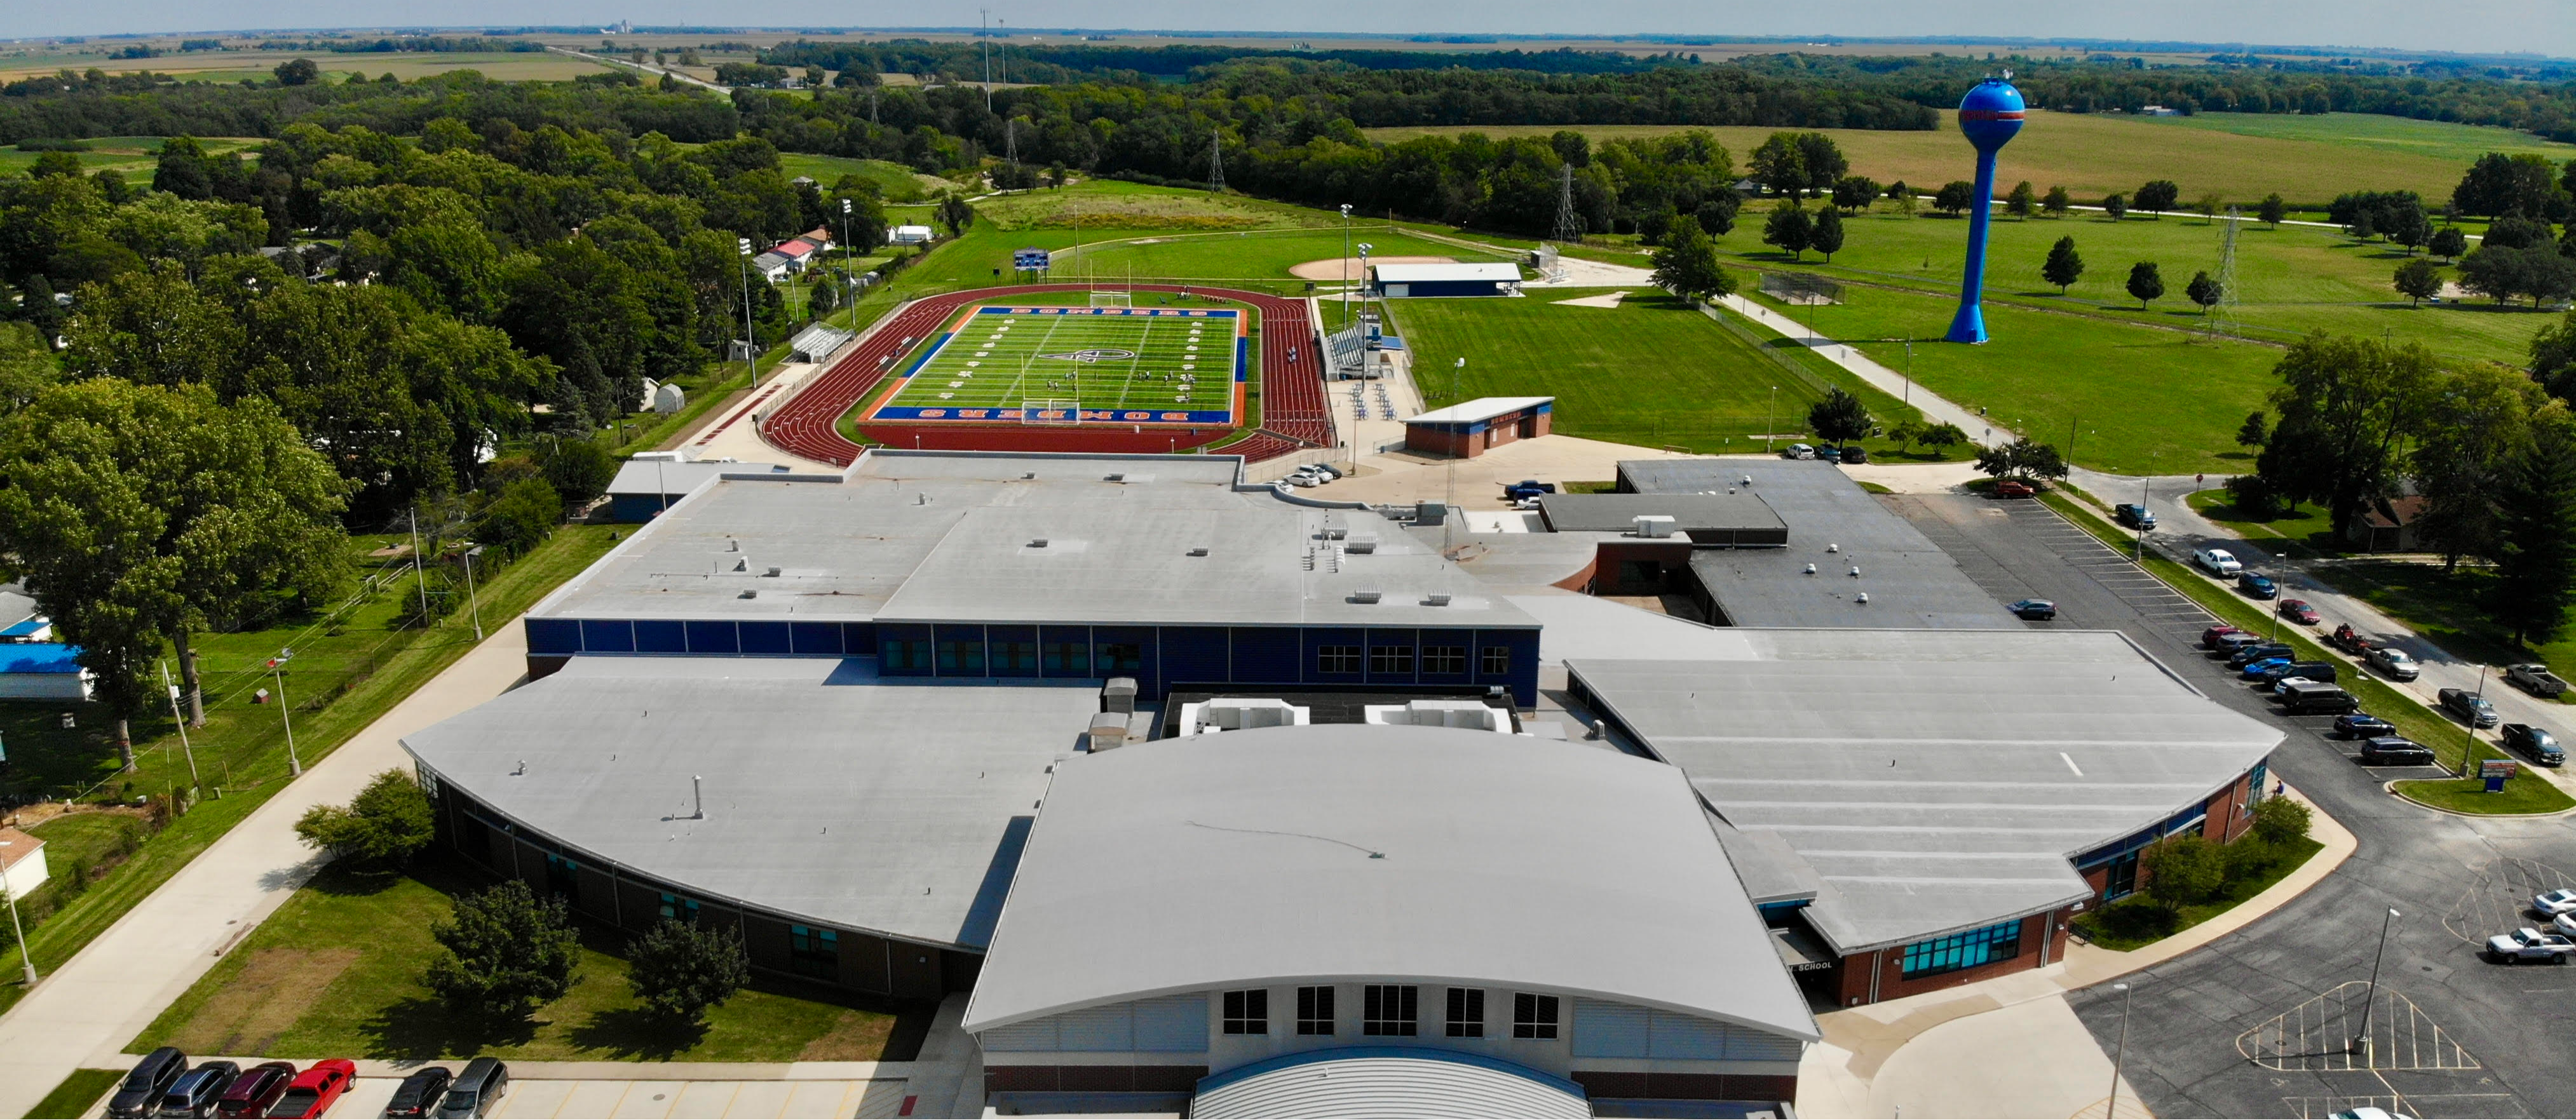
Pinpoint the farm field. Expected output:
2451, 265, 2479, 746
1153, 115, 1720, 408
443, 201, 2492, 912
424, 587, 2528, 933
1066, 227, 1515, 283
1720, 208, 2555, 368
869, 302, 1243, 424
1365, 109, 2576, 205
0, 137, 261, 181
1383, 288, 1956, 459
0, 50, 613, 84
977, 178, 1350, 231
1745, 283, 2283, 475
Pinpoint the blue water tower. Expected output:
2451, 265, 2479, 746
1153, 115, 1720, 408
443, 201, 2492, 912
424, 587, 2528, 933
1946, 76, 2025, 344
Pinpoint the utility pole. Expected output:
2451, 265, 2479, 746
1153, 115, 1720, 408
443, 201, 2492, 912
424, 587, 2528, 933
463, 545, 487, 642
159, 661, 200, 792
1339, 204, 1353, 333
4, 868, 32, 987
269, 647, 301, 777
1765, 386, 1778, 454
408, 508, 430, 626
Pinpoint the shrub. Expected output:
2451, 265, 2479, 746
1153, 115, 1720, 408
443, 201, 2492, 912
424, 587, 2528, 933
2140, 834, 2227, 907
425, 880, 582, 1020
294, 769, 435, 867
541, 440, 617, 510
627, 918, 751, 1023
2225, 473, 2288, 519
2249, 795, 2312, 847
474, 478, 561, 558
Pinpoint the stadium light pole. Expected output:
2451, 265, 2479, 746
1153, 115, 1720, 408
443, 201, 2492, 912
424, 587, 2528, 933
1339, 204, 1353, 333
463, 545, 487, 642
1765, 386, 1777, 454
2105, 982, 2133, 1120
1356, 243, 1373, 383
269, 647, 301, 777
2353, 907, 2399, 1062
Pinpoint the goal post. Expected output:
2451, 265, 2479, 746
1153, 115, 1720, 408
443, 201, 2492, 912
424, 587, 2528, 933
1021, 398, 1084, 425
1087, 290, 1132, 307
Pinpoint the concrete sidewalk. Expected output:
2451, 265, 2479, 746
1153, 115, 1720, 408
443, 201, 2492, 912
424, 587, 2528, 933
1710, 295, 2007, 450
0, 624, 538, 1119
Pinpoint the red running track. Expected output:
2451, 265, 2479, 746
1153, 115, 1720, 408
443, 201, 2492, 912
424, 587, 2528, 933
758, 283, 1331, 467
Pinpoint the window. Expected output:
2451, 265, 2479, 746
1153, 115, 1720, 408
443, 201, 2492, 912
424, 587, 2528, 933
1422, 646, 1467, 675
1223, 989, 1269, 1035
789, 924, 839, 978
1481, 645, 1512, 675
1296, 985, 1335, 1036
1369, 646, 1414, 675
1097, 642, 1144, 673
1363, 984, 1418, 1036
1445, 988, 1484, 1038
1512, 993, 1560, 1039
2105, 851, 2141, 900
1901, 919, 2023, 979
937, 639, 986, 674
993, 640, 1038, 672
882, 638, 931, 671
657, 893, 699, 924
1043, 642, 1090, 675
541, 853, 579, 903
1317, 645, 1361, 674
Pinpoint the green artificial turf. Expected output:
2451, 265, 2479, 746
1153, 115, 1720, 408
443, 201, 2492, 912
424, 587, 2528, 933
874, 303, 1240, 422
133, 860, 922, 1063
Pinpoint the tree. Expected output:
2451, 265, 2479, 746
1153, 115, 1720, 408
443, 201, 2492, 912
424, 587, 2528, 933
1918, 422, 1969, 455
1807, 388, 1872, 449
294, 769, 434, 867
2414, 363, 2544, 569
1809, 206, 1845, 262
426, 880, 583, 1020
2422, 226, 2467, 263
2383, 203, 2430, 254
627, 918, 751, 1024
2126, 260, 2166, 309
2392, 257, 2443, 306
2349, 208, 2376, 242
2004, 180, 2035, 218
1830, 175, 1880, 213
0, 379, 348, 749
1748, 133, 1805, 196
2193, 192, 2223, 224
2535, 309, 2576, 403
2186, 270, 2223, 318
1975, 438, 2068, 482
2492, 410, 2576, 645
1760, 201, 1812, 260
1648, 215, 1732, 304
2102, 193, 2129, 221
2255, 333, 2439, 537
2453, 152, 2572, 220
933, 192, 976, 236
2235, 411, 2270, 450
2041, 236, 2084, 293
1793, 133, 1847, 197
2140, 835, 2227, 907
2461, 245, 2576, 308
2042, 185, 2071, 217
2484, 215, 2553, 250
1931, 180, 1977, 216
2249, 796, 2311, 847
2258, 193, 2287, 227
273, 58, 320, 86
2134, 179, 2181, 216
475, 477, 561, 559
541, 440, 618, 511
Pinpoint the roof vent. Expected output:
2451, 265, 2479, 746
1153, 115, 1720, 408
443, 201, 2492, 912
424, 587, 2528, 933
728, 537, 741, 552
1741, 475, 1753, 486
738, 589, 758, 599
764, 566, 782, 577
1187, 547, 1209, 557
1827, 543, 1840, 553
733, 558, 749, 572
1848, 566, 1861, 577
1103, 473, 1125, 482
1804, 563, 1818, 576
1028, 538, 1048, 548
1857, 592, 1870, 604
1424, 593, 1453, 606
1350, 588, 1383, 604
1022, 472, 1036, 480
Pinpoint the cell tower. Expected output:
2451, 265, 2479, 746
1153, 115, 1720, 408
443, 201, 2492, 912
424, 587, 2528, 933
2213, 206, 2244, 336
1552, 165, 1583, 244
1207, 131, 1225, 194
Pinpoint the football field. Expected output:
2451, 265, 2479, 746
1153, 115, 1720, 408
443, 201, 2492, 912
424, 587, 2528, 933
864, 305, 1245, 426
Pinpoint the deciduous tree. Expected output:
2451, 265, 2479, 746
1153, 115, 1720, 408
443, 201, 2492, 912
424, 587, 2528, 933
2005, 180, 2035, 217
2429, 226, 2467, 262
1759, 200, 1812, 260
2186, 270, 2223, 318
2255, 333, 2439, 537
2042, 184, 2071, 216
628, 918, 751, 1024
2041, 235, 2084, 293
2392, 257, 2443, 306
2102, 193, 2128, 221
295, 769, 435, 867
2134, 179, 2180, 216
1649, 215, 1733, 304
2126, 260, 2165, 309
2258, 193, 2287, 227
2413, 363, 2544, 569
426, 880, 583, 1020
1807, 388, 1872, 449
1808, 205, 1845, 262
1932, 180, 1977, 216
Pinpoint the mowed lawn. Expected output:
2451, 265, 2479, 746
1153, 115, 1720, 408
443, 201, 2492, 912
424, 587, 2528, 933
1385, 290, 1949, 458
133, 859, 925, 1063
1365, 109, 2576, 205
1748, 283, 2283, 475
1721, 208, 2555, 368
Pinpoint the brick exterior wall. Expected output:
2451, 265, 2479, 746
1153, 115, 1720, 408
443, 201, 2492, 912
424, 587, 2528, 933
1829, 908, 2071, 1007
1404, 405, 1549, 459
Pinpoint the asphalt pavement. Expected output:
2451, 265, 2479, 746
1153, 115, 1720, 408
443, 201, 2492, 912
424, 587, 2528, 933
1885, 490, 2576, 1120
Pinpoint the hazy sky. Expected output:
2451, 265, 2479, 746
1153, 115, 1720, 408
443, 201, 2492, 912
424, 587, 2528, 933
7, 1, 2569, 59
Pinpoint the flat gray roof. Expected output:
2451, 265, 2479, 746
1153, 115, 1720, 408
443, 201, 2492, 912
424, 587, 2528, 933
1407, 396, 1552, 425
963, 724, 1817, 1042
606, 460, 787, 497
1566, 630, 2282, 953
1620, 459, 2018, 629
400, 657, 1097, 950
1535, 492, 1786, 537
535, 452, 1533, 631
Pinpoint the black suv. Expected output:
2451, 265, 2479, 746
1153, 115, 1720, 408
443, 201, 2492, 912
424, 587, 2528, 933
2359, 736, 2436, 766
2334, 713, 2396, 739
2228, 643, 2295, 669
2114, 503, 2157, 530
105, 1048, 187, 1119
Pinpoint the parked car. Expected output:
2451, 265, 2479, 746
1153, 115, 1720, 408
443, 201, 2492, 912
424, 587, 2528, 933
107, 1049, 189, 1119
2359, 736, 2436, 765
1993, 479, 2035, 498
2259, 661, 2338, 687
1838, 446, 1871, 464
1280, 472, 1318, 487
433, 1058, 510, 1119
2502, 724, 2565, 767
381, 1067, 453, 1119
2114, 503, 2157, 530
1781, 443, 1816, 461
2228, 642, 2295, 668
2193, 547, 2242, 576
1817, 445, 1845, 462
2438, 687, 2502, 728
2506, 663, 2570, 698
2237, 570, 2279, 599
215, 1065, 295, 1119
160, 1061, 240, 1119
2007, 598, 2057, 620
2213, 633, 2265, 656
2277, 599, 2320, 625
1306, 463, 1343, 480
2364, 646, 2420, 681
2333, 713, 2396, 739
2535, 887, 2576, 917
266, 1060, 354, 1119
2554, 912, 2576, 940
2201, 624, 2246, 648
2279, 681, 2361, 715
2240, 657, 2297, 681
1500, 479, 1556, 502
2487, 927, 2575, 964
2329, 1109, 2397, 1120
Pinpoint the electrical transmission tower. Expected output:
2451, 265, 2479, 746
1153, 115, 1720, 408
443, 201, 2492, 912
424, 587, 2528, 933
1551, 165, 1583, 244
1207, 131, 1225, 194
1005, 118, 1019, 170
2213, 206, 2243, 336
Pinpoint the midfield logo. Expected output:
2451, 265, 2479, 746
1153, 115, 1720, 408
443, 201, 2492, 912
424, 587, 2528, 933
1035, 348, 1138, 363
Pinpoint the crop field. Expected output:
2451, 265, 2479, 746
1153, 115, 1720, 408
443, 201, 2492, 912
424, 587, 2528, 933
0, 50, 613, 84
1720, 208, 2556, 368
977, 178, 1346, 231
0, 137, 261, 181
865, 303, 1244, 426
1366, 109, 2576, 205
1064, 227, 1515, 282
1383, 288, 1956, 459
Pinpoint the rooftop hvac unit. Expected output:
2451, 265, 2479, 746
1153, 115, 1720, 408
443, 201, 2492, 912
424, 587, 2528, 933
1346, 535, 1378, 554
1103, 677, 1139, 715
1028, 538, 1048, 548
764, 567, 782, 577
1187, 547, 1209, 557
1322, 527, 1348, 540
1103, 473, 1125, 482
1087, 712, 1130, 752
1423, 593, 1453, 606
1634, 515, 1677, 539
1350, 589, 1383, 604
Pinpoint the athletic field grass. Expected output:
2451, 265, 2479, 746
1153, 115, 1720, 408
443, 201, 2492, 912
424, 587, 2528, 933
1383, 288, 1963, 460
1366, 109, 2576, 206
1720, 208, 2556, 368
1746, 283, 2283, 475
869, 303, 1243, 424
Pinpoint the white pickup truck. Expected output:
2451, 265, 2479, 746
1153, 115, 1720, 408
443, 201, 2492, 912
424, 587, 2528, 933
2488, 927, 2575, 964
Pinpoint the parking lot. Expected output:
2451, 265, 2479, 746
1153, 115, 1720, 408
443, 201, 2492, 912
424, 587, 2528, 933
1887, 492, 2576, 1119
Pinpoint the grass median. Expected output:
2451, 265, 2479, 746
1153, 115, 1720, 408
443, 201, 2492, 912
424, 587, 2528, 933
2039, 490, 2573, 815
26, 1069, 123, 1119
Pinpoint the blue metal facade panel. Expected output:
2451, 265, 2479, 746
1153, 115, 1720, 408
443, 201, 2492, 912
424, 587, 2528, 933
685, 620, 738, 654
634, 620, 688, 654
738, 621, 792, 654
1160, 627, 1229, 689
790, 622, 843, 656
1231, 627, 1299, 685
527, 618, 581, 655
580, 619, 634, 653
